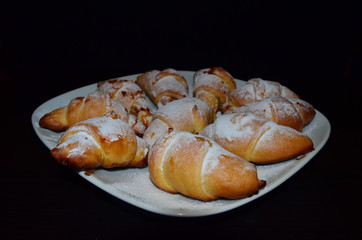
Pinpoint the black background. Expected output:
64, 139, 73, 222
2, 1, 362, 239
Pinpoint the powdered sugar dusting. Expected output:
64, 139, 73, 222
200, 139, 222, 175
238, 100, 273, 120
146, 70, 161, 84
210, 111, 303, 144
202, 152, 220, 175
153, 75, 188, 96
97, 81, 116, 94
163, 68, 178, 74
249, 78, 280, 100
79, 116, 131, 142
63, 131, 100, 158
193, 68, 209, 81
229, 84, 255, 104
199, 132, 257, 177
230, 96, 310, 130
256, 159, 297, 183
155, 97, 211, 129
212, 113, 261, 142
272, 98, 299, 119
159, 132, 186, 173
118, 84, 143, 96
201, 140, 252, 176
258, 123, 300, 144
194, 74, 229, 93
55, 116, 133, 158
93, 167, 231, 215
229, 78, 299, 107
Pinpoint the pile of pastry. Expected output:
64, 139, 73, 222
39, 67, 316, 201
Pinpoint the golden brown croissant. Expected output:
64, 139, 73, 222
225, 96, 316, 131
148, 131, 266, 201
193, 67, 236, 116
135, 68, 188, 107
200, 112, 314, 164
50, 113, 149, 170
39, 91, 146, 135
224, 78, 300, 110
97, 78, 154, 128
142, 97, 213, 146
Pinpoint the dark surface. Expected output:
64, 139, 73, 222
2, 2, 362, 239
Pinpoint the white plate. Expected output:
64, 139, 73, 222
31, 71, 331, 217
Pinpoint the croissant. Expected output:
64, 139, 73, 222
225, 96, 316, 131
50, 113, 149, 170
193, 67, 236, 116
135, 68, 188, 107
200, 112, 314, 164
142, 97, 213, 146
224, 78, 300, 110
97, 78, 154, 127
39, 91, 146, 135
148, 131, 266, 201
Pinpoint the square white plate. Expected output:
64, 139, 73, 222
31, 71, 331, 217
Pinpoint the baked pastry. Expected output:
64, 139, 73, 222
148, 131, 266, 201
142, 97, 213, 146
39, 91, 146, 135
193, 67, 236, 117
50, 113, 149, 170
225, 96, 316, 131
200, 112, 314, 164
135, 68, 188, 107
97, 78, 154, 128
224, 78, 299, 110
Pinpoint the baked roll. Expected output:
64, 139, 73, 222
148, 131, 266, 201
39, 91, 146, 135
193, 67, 236, 117
50, 113, 149, 170
136, 68, 188, 107
224, 78, 299, 110
200, 112, 314, 164
142, 97, 213, 146
225, 96, 316, 131
97, 78, 154, 128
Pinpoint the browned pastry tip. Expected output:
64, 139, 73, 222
39, 107, 69, 132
